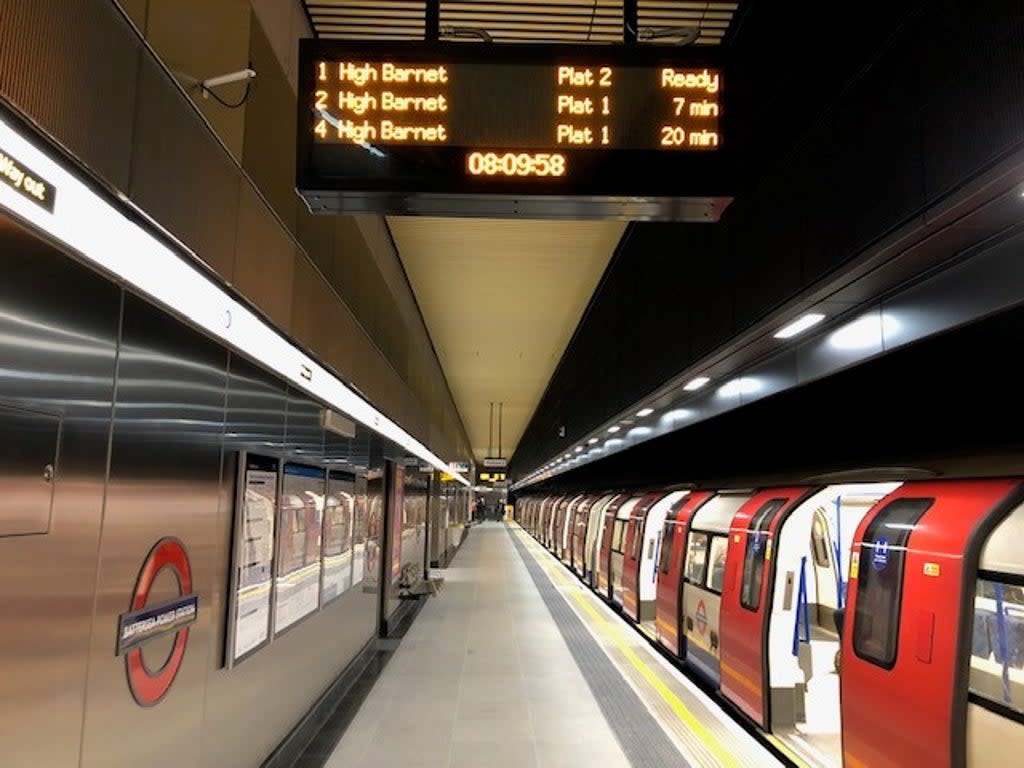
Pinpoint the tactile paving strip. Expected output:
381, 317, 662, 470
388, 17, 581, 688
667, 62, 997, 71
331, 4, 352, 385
507, 526, 691, 768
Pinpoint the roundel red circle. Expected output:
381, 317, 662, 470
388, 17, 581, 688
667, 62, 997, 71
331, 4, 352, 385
125, 537, 193, 707
695, 599, 708, 636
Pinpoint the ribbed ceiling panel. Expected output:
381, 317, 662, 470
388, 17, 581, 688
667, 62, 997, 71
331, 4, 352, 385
304, 1, 739, 44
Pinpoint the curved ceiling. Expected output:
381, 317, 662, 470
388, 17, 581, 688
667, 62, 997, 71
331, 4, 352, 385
388, 217, 624, 461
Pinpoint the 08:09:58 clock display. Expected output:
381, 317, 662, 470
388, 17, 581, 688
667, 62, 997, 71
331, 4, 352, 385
466, 151, 567, 178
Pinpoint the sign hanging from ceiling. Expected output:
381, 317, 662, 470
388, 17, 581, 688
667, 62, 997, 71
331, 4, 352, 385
296, 41, 731, 220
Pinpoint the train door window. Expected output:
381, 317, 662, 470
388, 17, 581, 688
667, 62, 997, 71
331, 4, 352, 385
659, 523, 676, 574
707, 535, 729, 593
633, 521, 645, 560
969, 576, 1024, 715
685, 532, 709, 584
741, 499, 786, 611
613, 520, 625, 553
852, 498, 933, 668
811, 512, 831, 567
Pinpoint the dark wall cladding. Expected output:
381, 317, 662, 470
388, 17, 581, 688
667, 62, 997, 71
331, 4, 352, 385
512, 0, 1024, 476
0, 0, 139, 190
532, 301, 1024, 494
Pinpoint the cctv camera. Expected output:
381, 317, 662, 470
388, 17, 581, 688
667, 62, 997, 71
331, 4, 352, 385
200, 68, 257, 93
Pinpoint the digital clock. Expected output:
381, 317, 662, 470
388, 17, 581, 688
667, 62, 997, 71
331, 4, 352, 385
466, 152, 567, 178
297, 40, 733, 221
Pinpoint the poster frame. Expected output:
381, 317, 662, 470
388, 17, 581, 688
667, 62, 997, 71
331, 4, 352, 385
224, 451, 280, 669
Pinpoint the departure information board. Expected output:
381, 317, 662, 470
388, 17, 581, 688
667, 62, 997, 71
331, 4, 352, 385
297, 41, 732, 220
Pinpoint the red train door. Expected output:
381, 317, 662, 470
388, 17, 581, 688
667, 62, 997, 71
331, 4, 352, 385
841, 479, 1022, 768
570, 496, 595, 575
622, 492, 667, 622
598, 496, 628, 598
656, 492, 712, 658
719, 488, 811, 729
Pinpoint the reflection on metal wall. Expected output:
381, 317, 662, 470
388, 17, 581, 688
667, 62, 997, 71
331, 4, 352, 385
0, 220, 119, 766
0, 214, 387, 767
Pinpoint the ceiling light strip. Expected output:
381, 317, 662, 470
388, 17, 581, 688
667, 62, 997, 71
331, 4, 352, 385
0, 112, 470, 486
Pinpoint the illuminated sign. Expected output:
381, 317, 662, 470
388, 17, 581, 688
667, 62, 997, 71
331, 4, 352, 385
0, 146, 54, 212
297, 41, 731, 220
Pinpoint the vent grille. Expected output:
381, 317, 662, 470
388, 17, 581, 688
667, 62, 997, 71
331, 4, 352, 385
304, 1, 739, 44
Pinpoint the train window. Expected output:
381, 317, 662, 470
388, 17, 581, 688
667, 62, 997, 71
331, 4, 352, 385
633, 522, 645, 560
685, 532, 709, 585
811, 512, 831, 567
613, 520, 626, 553
707, 535, 729, 593
852, 498, 933, 669
969, 575, 1024, 716
659, 523, 676, 574
741, 499, 786, 611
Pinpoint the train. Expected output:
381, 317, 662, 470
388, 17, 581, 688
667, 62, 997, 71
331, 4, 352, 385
514, 479, 1024, 768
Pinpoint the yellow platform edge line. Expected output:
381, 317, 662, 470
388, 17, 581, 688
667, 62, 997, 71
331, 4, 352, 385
510, 526, 747, 768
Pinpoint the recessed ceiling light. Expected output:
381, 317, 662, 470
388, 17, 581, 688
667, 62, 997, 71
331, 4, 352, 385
574, 446, 583, 452
607, 425, 620, 433
587, 437, 599, 445
718, 377, 762, 397
773, 312, 826, 339
683, 376, 710, 391
636, 407, 654, 417
563, 454, 571, 459
829, 312, 899, 351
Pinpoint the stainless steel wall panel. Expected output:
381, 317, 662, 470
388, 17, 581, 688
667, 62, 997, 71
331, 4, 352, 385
129, 53, 241, 281
201, 359, 376, 768
0, 221, 119, 767
0, 0, 139, 190
285, 386, 325, 462
80, 292, 228, 768
234, 183, 295, 331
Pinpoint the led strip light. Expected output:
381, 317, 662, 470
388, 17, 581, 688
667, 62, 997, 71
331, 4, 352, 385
0, 112, 469, 486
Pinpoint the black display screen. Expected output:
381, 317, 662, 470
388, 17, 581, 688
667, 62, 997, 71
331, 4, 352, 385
296, 40, 732, 220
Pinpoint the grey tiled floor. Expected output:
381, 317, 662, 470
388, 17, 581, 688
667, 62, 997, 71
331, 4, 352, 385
324, 522, 631, 768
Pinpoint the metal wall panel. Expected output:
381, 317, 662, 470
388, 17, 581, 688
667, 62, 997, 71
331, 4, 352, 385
129, 53, 241, 280
80, 292, 228, 768
201, 359, 377, 768
0, 221, 119, 767
0, 0, 139, 190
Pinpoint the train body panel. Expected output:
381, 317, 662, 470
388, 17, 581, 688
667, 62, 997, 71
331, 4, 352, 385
560, 494, 586, 563
610, 496, 644, 606
682, 492, 751, 686
635, 491, 690, 623
569, 495, 596, 574
656, 492, 713, 657
720, 488, 811, 729
842, 479, 1022, 768
621, 491, 668, 621
586, 494, 622, 585
597, 495, 629, 596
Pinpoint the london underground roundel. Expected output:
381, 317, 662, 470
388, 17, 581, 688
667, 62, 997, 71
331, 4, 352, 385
116, 537, 199, 706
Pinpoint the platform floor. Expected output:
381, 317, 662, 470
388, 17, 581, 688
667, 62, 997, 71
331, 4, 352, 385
324, 522, 783, 768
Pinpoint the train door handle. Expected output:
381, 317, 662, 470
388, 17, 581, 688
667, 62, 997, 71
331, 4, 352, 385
711, 630, 719, 650
686, 616, 694, 631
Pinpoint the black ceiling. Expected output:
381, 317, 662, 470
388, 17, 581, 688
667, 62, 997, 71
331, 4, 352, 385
511, 0, 1024, 481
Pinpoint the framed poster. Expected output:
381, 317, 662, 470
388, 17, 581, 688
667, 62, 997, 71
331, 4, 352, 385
273, 463, 325, 635
321, 470, 355, 605
226, 452, 278, 667
391, 464, 405, 582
